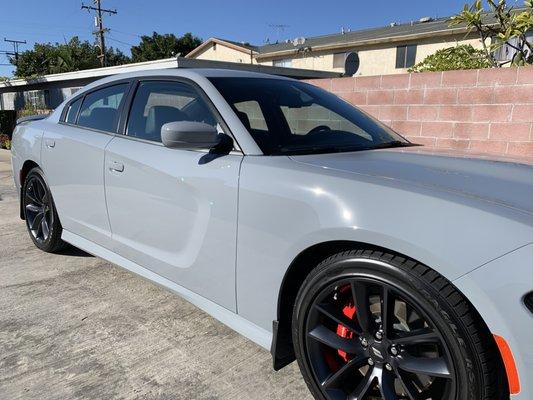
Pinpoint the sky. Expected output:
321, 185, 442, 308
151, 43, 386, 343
0, 0, 507, 77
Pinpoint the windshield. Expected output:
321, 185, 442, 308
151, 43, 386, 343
209, 77, 413, 155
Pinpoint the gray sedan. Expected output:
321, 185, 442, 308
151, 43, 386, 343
11, 68, 533, 400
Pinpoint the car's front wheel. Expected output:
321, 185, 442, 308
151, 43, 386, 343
22, 167, 66, 253
292, 250, 507, 400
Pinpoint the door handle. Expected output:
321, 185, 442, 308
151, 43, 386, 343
109, 161, 124, 173
45, 139, 55, 148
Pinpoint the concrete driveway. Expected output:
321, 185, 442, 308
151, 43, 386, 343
0, 150, 311, 400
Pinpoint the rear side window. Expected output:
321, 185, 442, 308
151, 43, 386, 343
126, 81, 217, 143
77, 83, 128, 133
64, 97, 82, 124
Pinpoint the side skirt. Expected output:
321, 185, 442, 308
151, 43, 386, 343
62, 229, 272, 351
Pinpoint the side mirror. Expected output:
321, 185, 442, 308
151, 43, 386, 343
161, 121, 220, 149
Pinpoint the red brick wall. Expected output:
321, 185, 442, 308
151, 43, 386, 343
307, 67, 533, 158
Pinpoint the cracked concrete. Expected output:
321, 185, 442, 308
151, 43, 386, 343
0, 150, 311, 400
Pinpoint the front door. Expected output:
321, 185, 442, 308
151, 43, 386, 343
104, 80, 242, 311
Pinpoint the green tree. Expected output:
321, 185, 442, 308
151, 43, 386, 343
131, 32, 202, 62
409, 45, 493, 72
450, 0, 533, 66
12, 37, 130, 78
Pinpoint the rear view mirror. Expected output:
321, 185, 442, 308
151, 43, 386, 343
161, 121, 220, 149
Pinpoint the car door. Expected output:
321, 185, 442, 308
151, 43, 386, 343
104, 79, 242, 311
41, 82, 130, 246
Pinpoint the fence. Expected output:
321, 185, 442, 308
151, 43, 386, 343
307, 67, 533, 158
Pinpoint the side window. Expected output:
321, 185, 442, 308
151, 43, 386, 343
127, 81, 218, 143
77, 83, 128, 132
64, 97, 82, 124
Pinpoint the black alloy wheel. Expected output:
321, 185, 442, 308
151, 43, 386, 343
24, 174, 53, 243
293, 250, 509, 400
22, 167, 66, 252
305, 277, 454, 399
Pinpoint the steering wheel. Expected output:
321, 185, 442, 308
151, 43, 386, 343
307, 125, 332, 135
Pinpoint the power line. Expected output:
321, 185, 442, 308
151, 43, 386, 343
109, 28, 143, 39
3, 38, 26, 62
81, 0, 117, 67
107, 36, 135, 47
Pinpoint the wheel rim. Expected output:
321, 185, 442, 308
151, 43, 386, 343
24, 176, 53, 244
304, 275, 456, 400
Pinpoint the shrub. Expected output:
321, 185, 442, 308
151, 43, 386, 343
0, 133, 10, 150
17, 104, 50, 119
409, 45, 493, 72
450, 0, 533, 67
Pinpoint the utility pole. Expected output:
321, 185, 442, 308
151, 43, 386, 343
3, 38, 27, 63
81, 1, 117, 67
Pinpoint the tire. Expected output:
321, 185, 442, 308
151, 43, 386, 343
292, 249, 507, 400
22, 167, 67, 253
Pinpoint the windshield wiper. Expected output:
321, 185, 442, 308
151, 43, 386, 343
365, 140, 418, 150
276, 141, 417, 155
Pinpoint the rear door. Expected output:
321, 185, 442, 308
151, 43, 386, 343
41, 82, 130, 245
104, 79, 242, 310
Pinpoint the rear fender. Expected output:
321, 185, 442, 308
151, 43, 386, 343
11, 122, 46, 219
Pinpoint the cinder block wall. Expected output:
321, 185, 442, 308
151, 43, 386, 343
307, 67, 533, 158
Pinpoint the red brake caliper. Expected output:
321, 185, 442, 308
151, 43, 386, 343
336, 302, 357, 362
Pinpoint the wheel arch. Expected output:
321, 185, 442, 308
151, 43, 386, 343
270, 239, 504, 381
272, 240, 402, 370
19, 160, 40, 219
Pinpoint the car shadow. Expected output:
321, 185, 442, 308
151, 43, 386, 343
57, 245, 94, 258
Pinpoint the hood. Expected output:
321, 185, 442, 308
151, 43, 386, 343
290, 147, 533, 215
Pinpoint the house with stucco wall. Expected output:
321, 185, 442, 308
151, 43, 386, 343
186, 12, 530, 76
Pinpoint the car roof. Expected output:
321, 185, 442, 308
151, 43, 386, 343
184, 68, 293, 79
67, 68, 293, 102
83, 68, 291, 89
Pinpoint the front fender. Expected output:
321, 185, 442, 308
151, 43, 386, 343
236, 156, 533, 335
454, 243, 533, 399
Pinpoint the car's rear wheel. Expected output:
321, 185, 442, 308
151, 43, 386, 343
23, 167, 66, 253
292, 250, 507, 400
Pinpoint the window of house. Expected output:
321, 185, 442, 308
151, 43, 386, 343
273, 59, 293, 68
126, 81, 218, 143
333, 52, 346, 68
396, 44, 417, 68
64, 97, 82, 124
77, 83, 128, 133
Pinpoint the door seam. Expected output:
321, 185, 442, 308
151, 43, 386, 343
234, 155, 245, 314
103, 136, 116, 237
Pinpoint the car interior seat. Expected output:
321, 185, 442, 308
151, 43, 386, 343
145, 106, 188, 142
